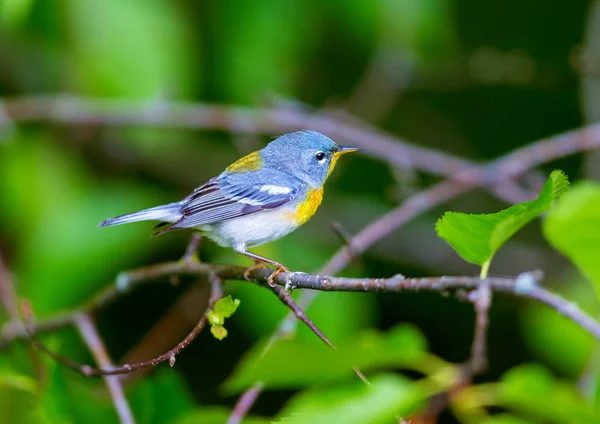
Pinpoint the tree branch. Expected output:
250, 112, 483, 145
20, 274, 223, 376
1, 95, 533, 204
5, 264, 600, 349
74, 313, 136, 424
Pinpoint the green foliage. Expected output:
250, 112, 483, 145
127, 369, 196, 424
275, 374, 426, 424
0, 372, 48, 424
0, 134, 164, 313
482, 415, 535, 424
214, 0, 312, 102
65, 0, 194, 98
0, 0, 35, 28
173, 407, 270, 424
207, 296, 240, 340
544, 182, 600, 297
380, 0, 457, 65
495, 364, 600, 423
1, 1, 599, 422
520, 280, 595, 377
224, 324, 444, 393
436, 170, 569, 269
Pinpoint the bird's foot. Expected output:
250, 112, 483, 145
267, 264, 290, 288
243, 260, 269, 281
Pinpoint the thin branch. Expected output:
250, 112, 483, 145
266, 284, 370, 383
74, 313, 136, 424
22, 274, 223, 376
227, 383, 264, 424
181, 233, 202, 264
1, 95, 532, 205
0, 254, 21, 320
267, 284, 334, 350
6, 264, 600, 352
466, 283, 492, 374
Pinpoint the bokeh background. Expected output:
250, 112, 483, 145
2, 1, 600, 423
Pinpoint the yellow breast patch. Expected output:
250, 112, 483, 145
292, 188, 324, 225
226, 151, 262, 173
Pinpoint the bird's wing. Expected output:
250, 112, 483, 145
158, 171, 301, 233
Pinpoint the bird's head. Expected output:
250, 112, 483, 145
261, 130, 359, 187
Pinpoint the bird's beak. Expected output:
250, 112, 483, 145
336, 145, 360, 156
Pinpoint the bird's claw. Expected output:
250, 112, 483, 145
267, 265, 290, 288
243, 261, 268, 281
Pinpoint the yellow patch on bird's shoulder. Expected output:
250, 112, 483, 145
292, 188, 324, 225
226, 151, 262, 173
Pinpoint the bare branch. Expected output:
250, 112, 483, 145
227, 383, 264, 424
21, 274, 223, 376
74, 313, 136, 424
5, 264, 600, 352
1, 95, 533, 205
466, 284, 492, 374
267, 284, 334, 350
181, 233, 203, 264
0, 254, 21, 321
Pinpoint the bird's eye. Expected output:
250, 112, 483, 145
315, 151, 326, 163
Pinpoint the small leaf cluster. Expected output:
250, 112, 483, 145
207, 296, 240, 340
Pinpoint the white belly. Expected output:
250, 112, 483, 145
199, 207, 299, 248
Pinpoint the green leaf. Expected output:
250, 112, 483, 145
436, 170, 569, 266
128, 368, 196, 424
223, 324, 444, 393
211, 325, 228, 340
214, 296, 241, 318
0, 373, 49, 424
482, 415, 536, 424
208, 296, 239, 340
520, 280, 595, 377
496, 364, 600, 423
275, 374, 426, 424
543, 182, 600, 296
0, 0, 36, 28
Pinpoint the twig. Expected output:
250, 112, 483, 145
0, 254, 21, 320
7, 265, 600, 358
467, 283, 492, 374
266, 284, 370, 383
1, 95, 532, 205
182, 233, 202, 264
74, 313, 136, 424
22, 274, 223, 376
226, 383, 264, 424
267, 285, 334, 350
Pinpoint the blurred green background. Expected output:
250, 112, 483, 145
2, 1, 600, 423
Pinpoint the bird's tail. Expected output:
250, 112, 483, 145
98, 202, 183, 228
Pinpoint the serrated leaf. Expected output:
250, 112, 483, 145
214, 296, 240, 318
497, 364, 600, 423
543, 182, 600, 297
275, 374, 426, 424
223, 324, 442, 393
436, 170, 569, 266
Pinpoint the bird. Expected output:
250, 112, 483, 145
99, 130, 359, 284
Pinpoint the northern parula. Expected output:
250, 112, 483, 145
99, 130, 358, 282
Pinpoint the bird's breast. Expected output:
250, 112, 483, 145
287, 187, 323, 225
